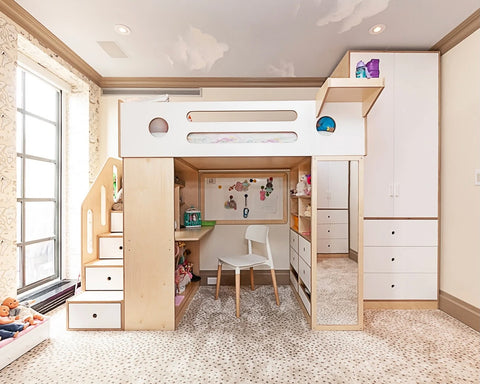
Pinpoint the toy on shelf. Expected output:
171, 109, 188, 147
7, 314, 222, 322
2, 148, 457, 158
296, 175, 310, 197
356, 59, 380, 78
304, 204, 312, 217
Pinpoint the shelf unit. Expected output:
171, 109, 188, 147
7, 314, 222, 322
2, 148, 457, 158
316, 77, 384, 117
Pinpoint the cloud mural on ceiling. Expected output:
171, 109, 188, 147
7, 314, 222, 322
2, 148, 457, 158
268, 61, 296, 77
167, 26, 229, 72
316, 0, 390, 33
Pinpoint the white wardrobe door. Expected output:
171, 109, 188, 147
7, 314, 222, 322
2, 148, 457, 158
393, 52, 439, 218
356, 53, 396, 217
317, 161, 330, 208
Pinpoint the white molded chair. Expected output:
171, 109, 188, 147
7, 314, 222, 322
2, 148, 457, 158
214, 225, 280, 317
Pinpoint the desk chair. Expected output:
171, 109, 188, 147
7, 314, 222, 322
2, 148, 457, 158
214, 225, 280, 317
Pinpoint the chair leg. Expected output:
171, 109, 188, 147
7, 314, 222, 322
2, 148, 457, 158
215, 263, 222, 300
250, 267, 255, 291
235, 271, 241, 318
270, 269, 280, 306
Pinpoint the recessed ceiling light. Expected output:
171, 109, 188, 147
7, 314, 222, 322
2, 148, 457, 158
114, 24, 131, 35
369, 24, 386, 35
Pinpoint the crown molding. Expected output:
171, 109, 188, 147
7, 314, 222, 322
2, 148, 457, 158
100, 77, 326, 89
431, 8, 480, 55
0, 0, 102, 86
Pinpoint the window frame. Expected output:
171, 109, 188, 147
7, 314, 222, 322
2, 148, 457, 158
16, 64, 63, 294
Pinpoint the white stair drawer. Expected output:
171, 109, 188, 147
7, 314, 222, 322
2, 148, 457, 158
317, 239, 348, 253
289, 270, 299, 292
68, 303, 121, 329
99, 237, 124, 259
364, 220, 438, 247
317, 209, 348, 224
317, 223, 348, 239
289, 248, 299, 273
298, 285, 311, 315
289, 229, 299, 253
364, 273, 437, 300
364, 247, 437, 273
298, 257, 311, 292
298, 236, 311, 266
110, 211, 123, 233
85, 267, 123, 290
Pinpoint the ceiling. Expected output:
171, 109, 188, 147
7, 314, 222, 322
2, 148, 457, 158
11, 0, 480, 79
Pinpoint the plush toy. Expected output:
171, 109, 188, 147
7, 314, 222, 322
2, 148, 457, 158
296, 175, 309, 196
2, 297, 44, 326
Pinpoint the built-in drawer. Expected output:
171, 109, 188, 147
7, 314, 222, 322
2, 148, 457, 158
99, 237, 123, 259
85, 267, 123, 290
289, 229, 299, 253
289, 270, 298, 292
68, 303, 121, 329
289, 248, 299, 273
110, 211, 123, 233
298, 257, 311, 292
364, 247, 437, 273
317, 223, 348, 239
364, 220, 438, 247
317, 209, 348, 224
298, 285, 311, 315
317, 239, 349, 253
364, 273, 437, 300
298, 236, 311, 266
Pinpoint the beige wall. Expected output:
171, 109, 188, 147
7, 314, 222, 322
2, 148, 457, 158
440, 29, 480, 308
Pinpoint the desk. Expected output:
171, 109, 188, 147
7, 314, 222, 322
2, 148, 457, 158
174, 226, 214, 241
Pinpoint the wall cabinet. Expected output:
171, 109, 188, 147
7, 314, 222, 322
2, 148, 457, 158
317, 161, 348, 209
349, 52, 439, 218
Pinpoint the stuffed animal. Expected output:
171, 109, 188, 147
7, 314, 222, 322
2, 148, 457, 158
2, 297, 43, 326
296, 175, 308, 196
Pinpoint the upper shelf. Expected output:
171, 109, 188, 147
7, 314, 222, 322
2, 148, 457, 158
316, 78, 385, 118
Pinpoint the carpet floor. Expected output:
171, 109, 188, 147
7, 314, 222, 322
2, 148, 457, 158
0, 285, 478, 384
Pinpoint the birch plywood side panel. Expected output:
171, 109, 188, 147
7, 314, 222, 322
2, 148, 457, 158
123, 158, 175, 330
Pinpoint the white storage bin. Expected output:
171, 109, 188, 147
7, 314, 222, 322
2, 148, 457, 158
298, 236, 311, 266
364, 220, 438, 247
85, 267, 123, 290
364, 247, 437, 273
110, 211, 123, 233
317, 239, 349, 253
99, 237, 124, 259
364, 273, 437, 300
289, 229, 299, 253
317, 209, 348, 224
68, 303, 121, 329
298, 257, 311, 292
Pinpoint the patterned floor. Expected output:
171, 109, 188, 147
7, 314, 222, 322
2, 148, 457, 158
0, 285, 478, 383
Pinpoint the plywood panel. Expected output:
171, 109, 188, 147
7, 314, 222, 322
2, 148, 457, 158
123, 158, 175, 330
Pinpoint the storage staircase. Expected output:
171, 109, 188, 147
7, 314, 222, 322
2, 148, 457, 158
66, 158, 124, 330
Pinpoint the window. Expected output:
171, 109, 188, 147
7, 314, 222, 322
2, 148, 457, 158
16, 66, 62, 293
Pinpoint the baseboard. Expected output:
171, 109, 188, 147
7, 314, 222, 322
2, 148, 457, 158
439, 290, 480, 332
199, 269, 290, 286
349, 249, 358, 262
364, 300, 438, 310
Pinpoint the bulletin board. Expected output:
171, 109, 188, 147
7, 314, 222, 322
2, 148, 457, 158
201, 172, 287, 224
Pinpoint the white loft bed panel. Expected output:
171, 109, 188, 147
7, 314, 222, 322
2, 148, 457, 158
120, 100, 366, 158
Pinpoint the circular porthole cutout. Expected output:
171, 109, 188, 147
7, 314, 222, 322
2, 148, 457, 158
316, 116, 336, 135
148, 117, 169, 137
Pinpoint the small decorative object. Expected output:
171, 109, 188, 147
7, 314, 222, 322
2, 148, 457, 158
265, 177, 274, 195
2, 297, 43, 326
355, 60, 371, 78
366, 59, 380, 78
224, 195, 237, 210
243, 194, 249, 218
304, 204, 312, 217
316, 116, 336, 133
260, 186, 266, 201
184, 207, 201, 228
296, 175, 308, 197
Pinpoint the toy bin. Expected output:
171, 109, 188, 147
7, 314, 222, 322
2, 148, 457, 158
184, 207, 201, 228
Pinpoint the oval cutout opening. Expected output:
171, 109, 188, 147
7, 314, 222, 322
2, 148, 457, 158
186, 110, 297, 122
149, 117, 169, 136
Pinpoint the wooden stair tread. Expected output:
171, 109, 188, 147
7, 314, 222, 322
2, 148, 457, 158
85, 259, 123, 268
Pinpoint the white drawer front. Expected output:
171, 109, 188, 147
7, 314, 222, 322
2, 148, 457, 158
289, 230, 299, 253
364, 247, 437, 273
317, 209, 348, 224
68, 303, 121, 329
289, 248, 299, 273
298, 236, 311, 266
364, 220, 438, 247
85, 267, 123, 290
317, 239, 349, 253
110, 212, 123, 233
364, 273, 437, 300
317, 223, 348, 239
99, 237, 124, 259
298, 257, 311, 292
289, 270, 298, 292
298, 286, 311, 315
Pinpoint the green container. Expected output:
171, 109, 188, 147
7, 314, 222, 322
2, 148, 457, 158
201, 220, 216, 227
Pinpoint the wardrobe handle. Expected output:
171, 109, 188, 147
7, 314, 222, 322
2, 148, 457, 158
391, 284, 395, 288
391, 258, 395, 262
